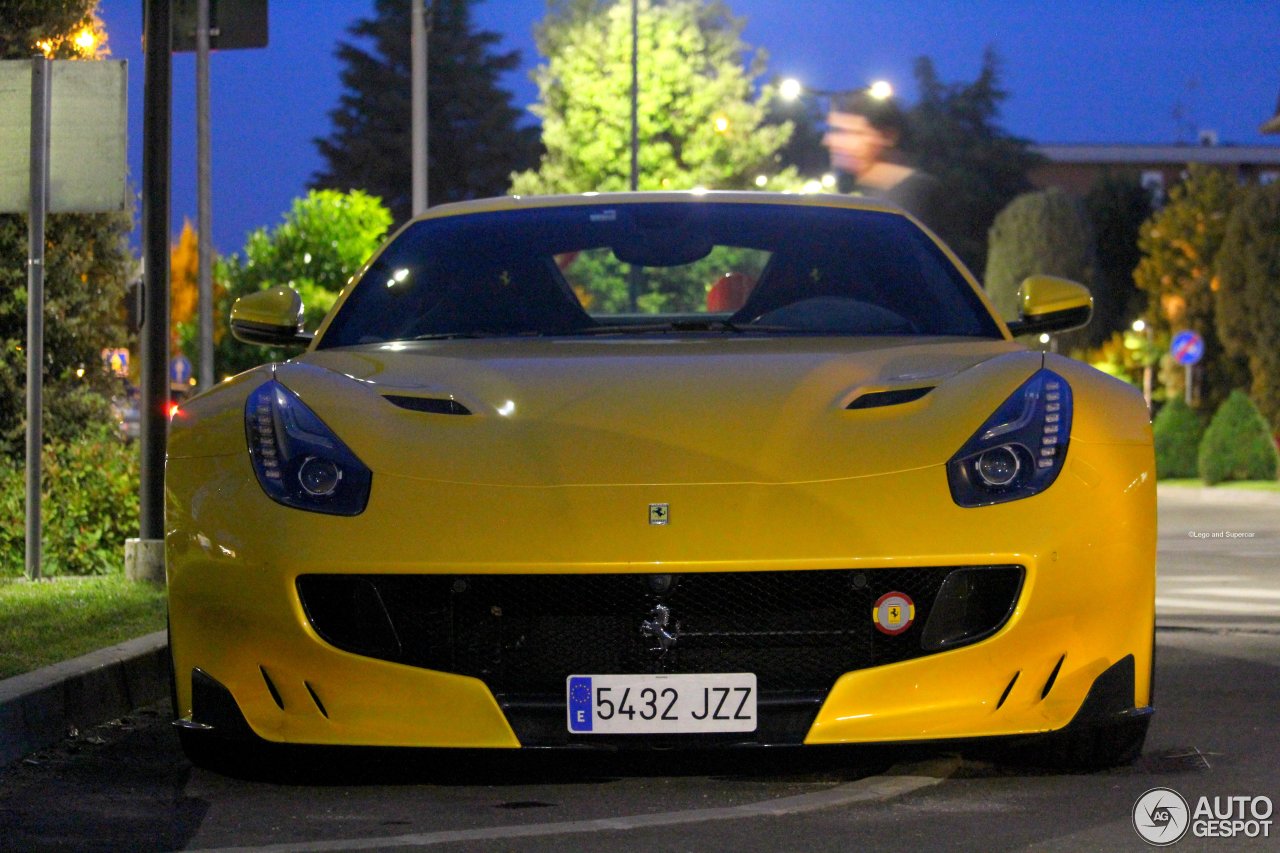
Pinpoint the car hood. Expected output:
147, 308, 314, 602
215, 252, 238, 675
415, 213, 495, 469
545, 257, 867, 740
260, 337, 1037, 487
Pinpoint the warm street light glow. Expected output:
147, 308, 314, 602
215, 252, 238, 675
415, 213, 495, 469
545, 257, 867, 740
779, 77, 803, 102
821, 173, 837, 188
868, 80, 894, 100
755, 175, 768, 188
1131, 319, 1146, 333
801, 180, 823, 194
713, 114, 730, 133
1039, 333, 1051, 344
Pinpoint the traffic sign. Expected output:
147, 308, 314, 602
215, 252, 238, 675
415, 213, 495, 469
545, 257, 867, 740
101, 347, 129, 377
1170, 330, 1204, 366
170, 354, 193, 386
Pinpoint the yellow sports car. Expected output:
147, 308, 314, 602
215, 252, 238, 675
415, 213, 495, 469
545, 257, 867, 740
167, 192, 1154, 770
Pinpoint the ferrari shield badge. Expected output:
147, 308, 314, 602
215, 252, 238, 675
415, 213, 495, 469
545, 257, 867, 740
649, 503, 670, 525
873, 591, 915, 635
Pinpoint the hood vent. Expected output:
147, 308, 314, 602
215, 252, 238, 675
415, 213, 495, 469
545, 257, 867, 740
846, 386, 934, 410
384, 395, 472, 416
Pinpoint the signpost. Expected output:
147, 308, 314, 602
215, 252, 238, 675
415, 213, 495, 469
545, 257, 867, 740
1171, 329, 1204, 406
1, 58, 127, 581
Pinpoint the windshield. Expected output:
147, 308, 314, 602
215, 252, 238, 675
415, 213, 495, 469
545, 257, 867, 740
316, 201, 1002, 348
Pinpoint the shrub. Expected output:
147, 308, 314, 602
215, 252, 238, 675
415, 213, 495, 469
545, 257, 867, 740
1197, 390, 1280, 485
0, 424, 139, 576
1153, 397, 1203, 479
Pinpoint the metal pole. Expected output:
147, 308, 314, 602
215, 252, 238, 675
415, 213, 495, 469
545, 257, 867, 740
25, 55, 51, 582
196, 0, 214, 391
140, 0, 172, 550
411, 0, 428, 215
629, 0, 638, 192
627, 0, 640, 312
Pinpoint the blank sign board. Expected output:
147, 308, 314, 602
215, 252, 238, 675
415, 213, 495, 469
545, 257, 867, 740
0, 60, 127, 214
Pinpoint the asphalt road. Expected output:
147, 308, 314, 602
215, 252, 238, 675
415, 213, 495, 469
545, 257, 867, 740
2, 491, 1277, 853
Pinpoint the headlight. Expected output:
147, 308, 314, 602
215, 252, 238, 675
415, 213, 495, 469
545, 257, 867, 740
946, 368, 1071, 507
244, 379, 372, 515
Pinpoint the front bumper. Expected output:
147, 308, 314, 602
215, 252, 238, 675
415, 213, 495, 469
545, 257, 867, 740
166, 437, 1155, 749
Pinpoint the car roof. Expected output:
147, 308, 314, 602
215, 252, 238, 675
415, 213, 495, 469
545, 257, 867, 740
414, 191, 908, 223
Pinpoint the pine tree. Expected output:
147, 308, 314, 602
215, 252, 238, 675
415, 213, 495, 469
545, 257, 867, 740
904, 50, 1043, 275
312, 0, 540, 224
510, 0, 794, 194
1084, 172, 1151, 348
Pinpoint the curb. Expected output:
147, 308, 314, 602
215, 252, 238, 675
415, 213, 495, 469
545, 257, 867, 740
0, 631, 169, 768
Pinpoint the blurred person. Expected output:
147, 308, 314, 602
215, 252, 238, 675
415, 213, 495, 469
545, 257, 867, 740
824, 90, 944, 230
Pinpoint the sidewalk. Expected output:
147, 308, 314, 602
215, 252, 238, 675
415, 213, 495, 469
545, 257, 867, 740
0, 631, 168, 767
1156, 483, 1280, 507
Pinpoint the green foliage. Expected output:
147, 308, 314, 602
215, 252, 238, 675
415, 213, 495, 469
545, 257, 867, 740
511, 0, 795, 194
1084, 172, 1151, 349
1198, 389, 1280, 484
182, 190, 391, 380
903, 49, 1043, 274
1134, 164, 1248, 414
0, 209, 134, 459
0, 3, 135, 459
1152, 397, 1203, 479
984, 187, 1096, 351
1215, 181, 1280, 433
312, 0, 541, 224
0, 424, 139, 577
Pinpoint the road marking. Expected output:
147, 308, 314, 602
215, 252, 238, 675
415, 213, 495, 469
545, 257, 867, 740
184, 757, 958, 853
1181, 588, 1280, 601
1156, 597, 1280, 614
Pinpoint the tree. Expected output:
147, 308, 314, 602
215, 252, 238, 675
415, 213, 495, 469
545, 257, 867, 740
984, 187, 1096, 352
1084, 172, 1151, 348
1197, 389, 1279, 484
1215, 181, 1280, 433
510, 0, 795, 194
903, 49, 1043, 275
0, 2, 132, 458
1152, 396, 1203, 479
312, 0, 540, 224
1134, 164, 1249, 414
184, 190, 392, 380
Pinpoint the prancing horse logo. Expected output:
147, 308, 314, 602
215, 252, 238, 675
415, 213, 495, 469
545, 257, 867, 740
640, 603, 680, 656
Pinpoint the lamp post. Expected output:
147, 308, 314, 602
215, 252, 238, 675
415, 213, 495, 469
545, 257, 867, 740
412, 0, 432, 215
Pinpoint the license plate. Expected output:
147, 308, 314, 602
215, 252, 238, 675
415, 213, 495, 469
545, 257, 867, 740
566, 673, 757, 734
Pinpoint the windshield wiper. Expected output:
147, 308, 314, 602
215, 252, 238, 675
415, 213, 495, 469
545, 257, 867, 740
411, 330, 544, 341
566, 319, 790, 336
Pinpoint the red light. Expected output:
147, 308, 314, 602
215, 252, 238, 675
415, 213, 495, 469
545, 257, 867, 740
167, 402, 181, 420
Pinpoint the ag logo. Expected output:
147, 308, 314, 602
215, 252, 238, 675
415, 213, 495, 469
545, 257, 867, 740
1133, 787, 1190, 846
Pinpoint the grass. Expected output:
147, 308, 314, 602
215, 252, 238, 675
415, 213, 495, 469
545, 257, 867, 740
1159, 478, 1280, 491
0, 576, 167, 680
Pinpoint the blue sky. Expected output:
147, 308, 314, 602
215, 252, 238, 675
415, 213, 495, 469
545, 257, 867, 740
96, 0, 1280, 254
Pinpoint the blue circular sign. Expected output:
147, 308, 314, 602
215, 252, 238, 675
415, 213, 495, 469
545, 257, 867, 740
1170, 330, 1204, 366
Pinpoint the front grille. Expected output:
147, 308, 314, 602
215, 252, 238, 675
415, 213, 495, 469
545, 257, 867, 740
298, 566, 1022, 746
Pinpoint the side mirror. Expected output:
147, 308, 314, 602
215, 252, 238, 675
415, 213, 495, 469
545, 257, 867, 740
1005, 275, 1092, 337
230, 286, 313, 346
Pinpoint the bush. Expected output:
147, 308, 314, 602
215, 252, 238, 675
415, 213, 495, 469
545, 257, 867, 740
1197, 390, 1280, 485
0, 424, 139, 576
1153, 397, 1204, 479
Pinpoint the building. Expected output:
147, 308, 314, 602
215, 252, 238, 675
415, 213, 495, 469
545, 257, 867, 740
1029, 141, 1280, 203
